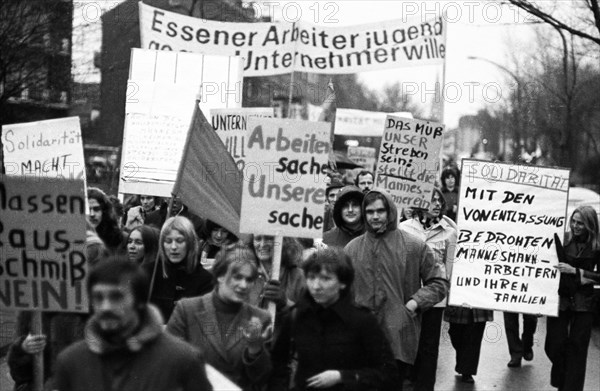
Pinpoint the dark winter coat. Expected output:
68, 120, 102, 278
145, 262, 213, 322
53, 305, 212, 391
269, 292, 399, 391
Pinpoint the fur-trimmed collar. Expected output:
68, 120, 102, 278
85, 304, 164, 354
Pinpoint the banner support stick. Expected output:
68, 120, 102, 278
32, 310, 44, 391
267, 234, 284, 326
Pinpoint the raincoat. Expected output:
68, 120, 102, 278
344, 189, 448, 364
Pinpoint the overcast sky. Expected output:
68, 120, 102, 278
260, 0, 538, 128
73, 0, 540, 128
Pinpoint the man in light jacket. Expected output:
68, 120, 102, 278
344, 188, 448, 390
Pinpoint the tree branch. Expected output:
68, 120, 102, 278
502, 0, 600, 45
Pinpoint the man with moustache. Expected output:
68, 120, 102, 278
323, 186, 365, 248
354, 170, 374, 193
53, 259, 212, 391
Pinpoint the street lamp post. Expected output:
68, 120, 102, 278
467, 56, 523, 162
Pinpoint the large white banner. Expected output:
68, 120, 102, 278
140, 2, 446, 76
0, 174, 88, 312
240, 118, 330, 238
448, 160, 570, 316
375, 116, 444, 212
2, 117, 85, 180
119, 48, 242, 197
210, 107, 274, 170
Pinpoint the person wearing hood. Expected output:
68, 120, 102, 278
400, 187, 457, 391
323, 186, 365, 248
344, 188, 448, 390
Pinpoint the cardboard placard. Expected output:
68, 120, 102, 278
375, 116, 444, 211
210, 108, 274, 170
0, 175, 88, 312
2, 117, 85, 180
119, 49, 242, 197
239, 118, 330, 238
448, 159, 570, 316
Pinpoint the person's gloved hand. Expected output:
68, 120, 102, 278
22, 334, 47, 355
262, 280, 287, 309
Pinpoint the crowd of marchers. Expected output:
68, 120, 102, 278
7, 166, 600, 391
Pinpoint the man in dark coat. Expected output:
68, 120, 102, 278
323, 186, 365, 248
53, 259, 212, 391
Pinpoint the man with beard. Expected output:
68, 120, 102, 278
344, 189, 448, 390
87, 187, 126, 255
53, 259, 212, 391
323, 186, 365, 248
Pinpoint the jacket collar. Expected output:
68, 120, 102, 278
297, 291, 355, 324
194, 292, 248, 360
85, 304, 164, 355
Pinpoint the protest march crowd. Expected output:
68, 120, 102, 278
2, 4, 599, 391
6, 163, 600, 391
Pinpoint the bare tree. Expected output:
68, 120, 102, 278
1, 2, 52, 117
499, 0, 600, 46
497, 25, 600, 180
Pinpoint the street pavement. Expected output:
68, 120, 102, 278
2, 312, 599, 390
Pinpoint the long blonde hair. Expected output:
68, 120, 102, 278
570, 205, 600, 251
158, 216, 200, 277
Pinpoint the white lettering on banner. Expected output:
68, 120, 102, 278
140, 2, 446, 76
240, 119, 330, 238
375, 116, 444, 212
0, 175, 88, 313
448, 159, 570, 316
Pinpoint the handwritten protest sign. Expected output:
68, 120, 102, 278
239, 118, 330, 238
120, 49, 242, 197
140, 2, 446, 77
0, 175, 88, 312
375, 116, 444, 212
210, 108, 274, 170
2, 117, 85, 180
347, 146, 377, 172
448, 160, 570, 316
